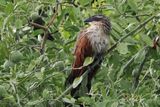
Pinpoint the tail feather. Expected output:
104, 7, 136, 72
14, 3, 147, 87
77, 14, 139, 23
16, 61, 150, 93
65, 52, 85, 86
65, 35, 93, 97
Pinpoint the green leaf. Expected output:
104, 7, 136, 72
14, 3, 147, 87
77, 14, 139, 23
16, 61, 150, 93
134, 49, 146, 63
0, 42, 9, 63
5, 3, 14, 14
2, 60, 14, 70
62, 97, 76, 104
83, 57, 93, 66
127, 0, 138, 12
52, 61, 64, 71
15, 19, 23, 29
0, 85, 7, 96
112, 22, 123, 34
116, 43, 129, 54
72, 76, 83, 88
10, 51, 23, 63
141, 34, 152, 47
79, 0, 90, 6
0, 0, 6, 5
95, 100, 108, 107
111, 101, 118, 107
32, 29, 44, 36
27, 55, 44, 71
78, 96, 94, 105
27, 99, 43, 106
42, 89, 50, 99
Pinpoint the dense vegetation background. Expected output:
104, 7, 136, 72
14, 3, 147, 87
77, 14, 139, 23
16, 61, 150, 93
0, 0, 160, 107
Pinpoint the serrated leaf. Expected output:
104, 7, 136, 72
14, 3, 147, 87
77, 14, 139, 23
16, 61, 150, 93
72, 76, 83, 88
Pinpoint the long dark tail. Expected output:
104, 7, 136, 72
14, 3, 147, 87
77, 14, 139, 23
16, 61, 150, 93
65, 53, 85, 84
86, 55, 103, 92
66, 54, 103, 96
65, 50, 86, 97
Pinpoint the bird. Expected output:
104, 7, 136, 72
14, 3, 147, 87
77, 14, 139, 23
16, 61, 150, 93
65, 14, 111, 98
29, 6, 54, 41
31, 15, 54, 41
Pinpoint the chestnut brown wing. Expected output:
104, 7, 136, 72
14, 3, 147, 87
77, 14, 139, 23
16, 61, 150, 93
66, 32, 93, 85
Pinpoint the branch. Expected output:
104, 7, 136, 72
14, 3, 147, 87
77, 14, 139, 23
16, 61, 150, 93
107, 15, 155, 53
29, 22, 47, 30
46, 6, 58, 28
40, 4, 59, 54
40, 31, 48, 54
55, 85, 73, 101
124, 14, 152, 18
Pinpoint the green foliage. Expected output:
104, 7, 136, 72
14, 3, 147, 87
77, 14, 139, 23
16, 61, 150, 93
0, 0, 160, 107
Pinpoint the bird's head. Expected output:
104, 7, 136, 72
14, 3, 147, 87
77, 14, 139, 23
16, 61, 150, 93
84, 14, 111, 33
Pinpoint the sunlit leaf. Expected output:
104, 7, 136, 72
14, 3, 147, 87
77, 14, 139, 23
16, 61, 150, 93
83, 57, 93, 66
72, 76, 83, 88
116, 43, 129, 54
62, 97, 76, 104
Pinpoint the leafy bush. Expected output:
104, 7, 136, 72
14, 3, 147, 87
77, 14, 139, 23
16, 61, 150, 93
0, 0, 160, 107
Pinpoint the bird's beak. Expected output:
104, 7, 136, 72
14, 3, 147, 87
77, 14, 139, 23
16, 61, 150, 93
84, 17, 93, 23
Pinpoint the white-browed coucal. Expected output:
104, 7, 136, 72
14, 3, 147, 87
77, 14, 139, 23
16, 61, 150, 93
66, 14, 111, 98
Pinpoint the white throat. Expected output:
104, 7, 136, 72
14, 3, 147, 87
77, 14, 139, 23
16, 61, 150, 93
86, 24, 110, 54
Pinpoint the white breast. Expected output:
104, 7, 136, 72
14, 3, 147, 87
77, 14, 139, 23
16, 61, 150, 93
86, 25, 109, 54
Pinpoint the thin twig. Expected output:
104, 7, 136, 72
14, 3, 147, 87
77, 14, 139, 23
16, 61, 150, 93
124, 14, 152, 18
107, 15, 155, 53
40, 31, 48, 54
29, 22, 47, 30
46, 6, 58, 28
55, 85, 73, 101
40, 4, 59, 54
